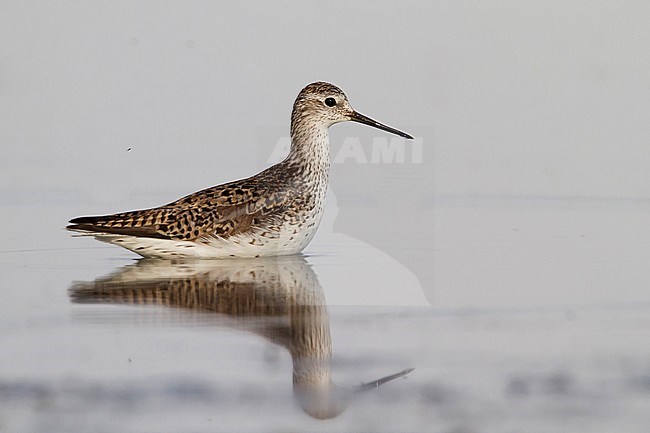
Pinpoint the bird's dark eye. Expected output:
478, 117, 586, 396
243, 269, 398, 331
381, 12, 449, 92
324, 97, 336, 107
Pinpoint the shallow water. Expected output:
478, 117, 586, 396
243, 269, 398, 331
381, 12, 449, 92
2, 197, 650, 433
2, 0, 649, 430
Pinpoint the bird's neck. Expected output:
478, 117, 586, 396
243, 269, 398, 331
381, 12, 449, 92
287, 117, 331, 178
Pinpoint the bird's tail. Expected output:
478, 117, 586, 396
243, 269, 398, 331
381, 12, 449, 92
67, 210, 167, 239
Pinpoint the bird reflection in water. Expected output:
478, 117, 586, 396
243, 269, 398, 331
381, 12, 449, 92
69, 255, 413, 419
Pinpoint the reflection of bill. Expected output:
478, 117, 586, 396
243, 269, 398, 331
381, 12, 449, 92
69, 255, 413, 419
307, 190, 430, 306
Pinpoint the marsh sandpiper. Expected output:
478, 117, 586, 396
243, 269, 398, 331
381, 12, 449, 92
68, 82, 413, 258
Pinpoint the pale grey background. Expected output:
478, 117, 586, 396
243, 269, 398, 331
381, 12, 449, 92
2, 2, 650, 432
2, 1, 649, 197
2, 1, 649, 300
2, 1, 649, 298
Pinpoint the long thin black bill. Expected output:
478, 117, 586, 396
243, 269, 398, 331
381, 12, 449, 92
350, 111, 414, 139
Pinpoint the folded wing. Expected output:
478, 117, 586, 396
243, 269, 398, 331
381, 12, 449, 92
67, 180, 295, 241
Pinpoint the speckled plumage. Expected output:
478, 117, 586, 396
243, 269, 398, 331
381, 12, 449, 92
68, 82, 412, 258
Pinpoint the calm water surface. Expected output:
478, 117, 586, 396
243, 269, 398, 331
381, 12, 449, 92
1, 198, 650, 433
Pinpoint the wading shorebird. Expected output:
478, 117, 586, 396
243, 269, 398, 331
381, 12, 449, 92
67, 82, 413, 258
